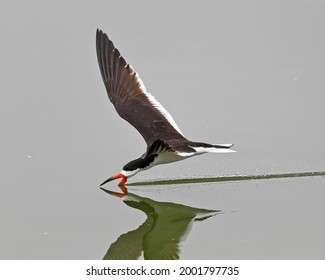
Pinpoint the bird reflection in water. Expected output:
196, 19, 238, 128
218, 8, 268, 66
101, 187, 221, 260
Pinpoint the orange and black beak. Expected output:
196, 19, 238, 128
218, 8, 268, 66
100, 173, 128, 193
100, 173, 127, 188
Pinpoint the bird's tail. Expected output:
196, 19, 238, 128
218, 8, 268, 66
191, 143, 236, 153
211, 143, 236, 153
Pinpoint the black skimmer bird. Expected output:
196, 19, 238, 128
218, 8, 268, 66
96, 29, 235, 188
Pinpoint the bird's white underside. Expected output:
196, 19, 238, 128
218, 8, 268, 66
120, 146, 235, 178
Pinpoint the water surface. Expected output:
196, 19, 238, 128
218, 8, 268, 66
1, 1, 325, 259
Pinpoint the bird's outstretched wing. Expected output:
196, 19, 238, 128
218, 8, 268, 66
96, 29, 187, 147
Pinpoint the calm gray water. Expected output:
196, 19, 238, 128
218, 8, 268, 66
1, 1, 324, 259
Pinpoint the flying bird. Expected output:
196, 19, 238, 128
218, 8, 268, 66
96, 29, 235, 188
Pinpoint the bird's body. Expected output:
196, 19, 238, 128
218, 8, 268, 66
96, 29, 235, 188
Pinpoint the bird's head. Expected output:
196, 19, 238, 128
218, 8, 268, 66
99, 157, 152, 191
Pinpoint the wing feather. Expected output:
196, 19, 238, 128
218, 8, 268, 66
96, 29, 187, 147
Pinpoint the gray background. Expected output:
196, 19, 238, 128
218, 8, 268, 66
1, 0, 324, 259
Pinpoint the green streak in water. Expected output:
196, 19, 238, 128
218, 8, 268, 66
127, 171, 325, 186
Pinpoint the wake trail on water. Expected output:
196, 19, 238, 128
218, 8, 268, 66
127, 171, 325, 186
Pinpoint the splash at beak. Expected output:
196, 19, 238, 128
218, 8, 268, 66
100, 173, 127, 187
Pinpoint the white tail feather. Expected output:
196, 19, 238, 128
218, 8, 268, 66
193, 146, 236, 154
